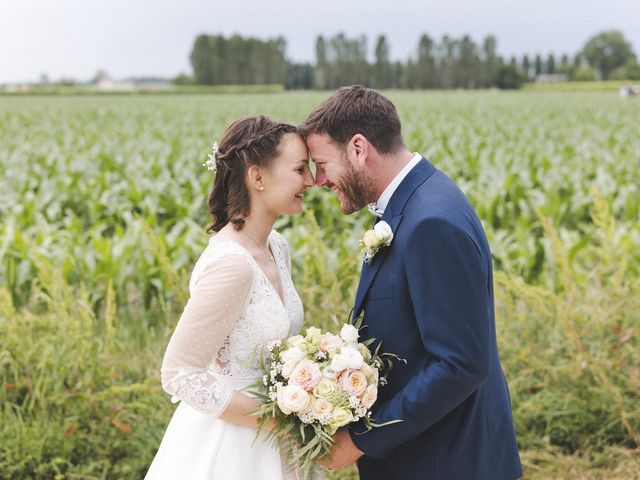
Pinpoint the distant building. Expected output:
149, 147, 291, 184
130, 78, 171, 89
94, 76, 135, 90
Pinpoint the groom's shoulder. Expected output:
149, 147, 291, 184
402, 168, 487, 249
407, 168, 473, 219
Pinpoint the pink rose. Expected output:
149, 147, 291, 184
319, 333, 344, 353
289, 359, 322, 391
339, 369, 368, 397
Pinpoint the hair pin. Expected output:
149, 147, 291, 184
203, 141, 219, 172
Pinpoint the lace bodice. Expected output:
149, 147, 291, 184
161, 230, 303, 416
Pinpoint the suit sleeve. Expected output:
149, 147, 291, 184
350, 217, 492, 459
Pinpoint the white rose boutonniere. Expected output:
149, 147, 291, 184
359, 221, 394, 264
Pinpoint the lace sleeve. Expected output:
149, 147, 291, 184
160, 253, 253, 416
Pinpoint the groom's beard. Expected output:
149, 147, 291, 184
335, 160, 376, 214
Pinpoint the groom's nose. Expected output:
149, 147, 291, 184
315, 166, 328, 187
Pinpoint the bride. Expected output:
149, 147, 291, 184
146, 115, 315, 479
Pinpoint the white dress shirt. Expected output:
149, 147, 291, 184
367, 153, 423, 217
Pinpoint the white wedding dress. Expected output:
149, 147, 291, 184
146, 231, 303, 480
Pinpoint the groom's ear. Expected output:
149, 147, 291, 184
349, 134, 369, 168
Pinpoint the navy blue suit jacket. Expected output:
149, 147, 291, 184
349, 158, 521, 480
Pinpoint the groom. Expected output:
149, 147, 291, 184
300, 86, 522, 479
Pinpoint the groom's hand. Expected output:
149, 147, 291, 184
322, 428, 364, 470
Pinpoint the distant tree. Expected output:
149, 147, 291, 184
412, 34, 436, 88
534, 55, 543, 76
571, 65, 598, 81
522, 55, 531, 80
558, 54, 571, 75
437, 35, 458, 89
480, 35, 500, 87
190, 35, 213, 84
314, 36, 329, 89
286, 62, 314, 89
92, 69, 110, 84
173, 74, 194, 85
610, 60, 640, 80
320, 33, 370, 88
459, 35, 480, 88
573, 53, 583, 69
546, 53, 556, 74
581, 30, 636, 80
392, 61, 405, 88
373, 35, 392, 89
54, 77, 75, 87
495, 63, 522, 89
189, 35, 286, 85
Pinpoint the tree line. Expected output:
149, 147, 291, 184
180, 31, 639, 90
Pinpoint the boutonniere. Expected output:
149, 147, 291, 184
360, 221, 394, 264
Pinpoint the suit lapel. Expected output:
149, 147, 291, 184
353, 213, 403, 317
352, 158, 435, 318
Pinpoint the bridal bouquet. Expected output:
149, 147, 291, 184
252, 317, 403, 478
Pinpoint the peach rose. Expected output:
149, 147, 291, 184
311, 397, 334, 419
289, 359, 322, 391
319, 333, 344, 353
361, 384, 378, 409
340, 369, 368, 397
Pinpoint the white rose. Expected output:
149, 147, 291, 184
331, 347, 363, 372
373, 221, 393, 244
360, 362, 378, 384
312, 397, 334, 419
313, 378, 338, 397
281, 360, 299, 379
340, 324, 359, 344
322, 366, 338, 380
277, 385, 311, 415
362, 230, 379, 248
361, 384, 378, 409
279, 346, 306, 364
305, 327, 322, 345
329, 407, 354, 429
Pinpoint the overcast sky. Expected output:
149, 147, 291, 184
1, 0, 639, 83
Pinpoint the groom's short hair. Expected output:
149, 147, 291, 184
299, 85, 404, 154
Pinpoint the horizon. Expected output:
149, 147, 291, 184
1, 0, 639, 84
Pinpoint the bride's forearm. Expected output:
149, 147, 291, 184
218, 391, 274, 430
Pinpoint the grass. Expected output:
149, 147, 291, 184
523, 81, 631, 92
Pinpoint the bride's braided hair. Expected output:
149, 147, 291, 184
207, 115, 298, 233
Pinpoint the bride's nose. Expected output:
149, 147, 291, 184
304, 169, 316, 188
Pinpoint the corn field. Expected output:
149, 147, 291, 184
1, 91, 639, 479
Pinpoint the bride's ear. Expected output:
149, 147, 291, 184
246, 165, 265, 192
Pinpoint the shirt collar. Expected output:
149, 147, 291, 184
367, 153, 422, 217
